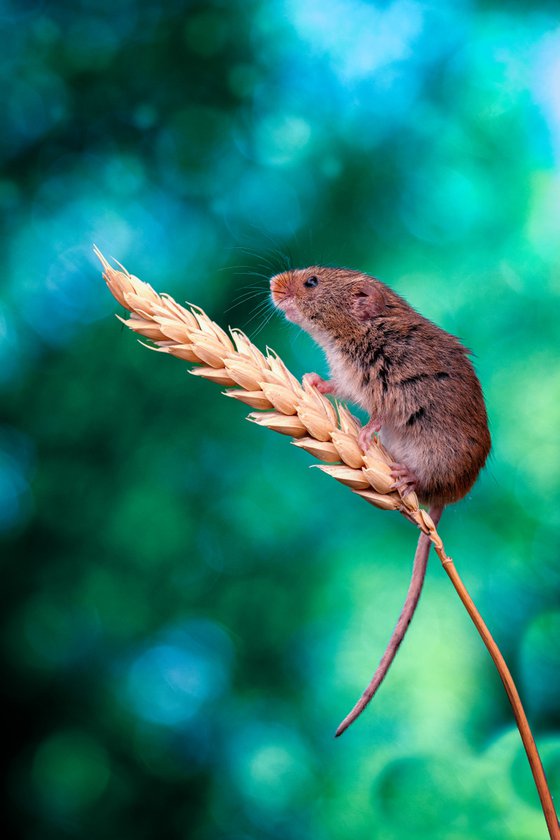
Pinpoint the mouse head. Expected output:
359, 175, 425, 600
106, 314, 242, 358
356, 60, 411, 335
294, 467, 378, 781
270, 266, 386, 337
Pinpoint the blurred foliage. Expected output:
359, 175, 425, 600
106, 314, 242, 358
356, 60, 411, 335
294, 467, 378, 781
1, 0, 560, 838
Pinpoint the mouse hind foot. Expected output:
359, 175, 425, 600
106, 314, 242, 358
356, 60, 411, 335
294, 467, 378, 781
389, 462, 418, 497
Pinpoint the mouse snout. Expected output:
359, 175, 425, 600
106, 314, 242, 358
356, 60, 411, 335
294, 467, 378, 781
270, 271, 302, 324
270, 271, 292, 306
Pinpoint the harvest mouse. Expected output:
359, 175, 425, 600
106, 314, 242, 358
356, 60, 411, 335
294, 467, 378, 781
270, 266, 491, 733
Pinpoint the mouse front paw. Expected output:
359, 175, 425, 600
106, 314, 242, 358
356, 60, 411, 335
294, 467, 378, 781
358, 417, 383, 452
303, 372, 333, 395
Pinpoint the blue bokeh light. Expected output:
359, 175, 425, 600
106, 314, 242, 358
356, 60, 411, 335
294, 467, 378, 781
124, 620, 234, 727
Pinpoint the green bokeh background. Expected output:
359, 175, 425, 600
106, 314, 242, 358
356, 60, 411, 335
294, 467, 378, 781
2, 1, 560, 838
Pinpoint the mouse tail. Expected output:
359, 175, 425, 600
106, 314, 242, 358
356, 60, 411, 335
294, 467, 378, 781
335, 504, 444, 737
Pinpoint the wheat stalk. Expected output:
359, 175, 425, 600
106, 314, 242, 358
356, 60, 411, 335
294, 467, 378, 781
95, 247, 559, 838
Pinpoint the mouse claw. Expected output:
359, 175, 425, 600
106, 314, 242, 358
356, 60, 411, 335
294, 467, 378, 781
389, 463, 418, 497
358, 417, 383, 452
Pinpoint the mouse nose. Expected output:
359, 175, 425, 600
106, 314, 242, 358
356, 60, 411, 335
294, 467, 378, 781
270, 272, 287, 302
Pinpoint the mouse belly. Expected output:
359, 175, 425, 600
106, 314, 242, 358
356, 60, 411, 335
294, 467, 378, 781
379, 424, 482, 506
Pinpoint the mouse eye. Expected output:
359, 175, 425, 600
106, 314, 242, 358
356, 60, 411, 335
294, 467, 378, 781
304, 275, 319, 288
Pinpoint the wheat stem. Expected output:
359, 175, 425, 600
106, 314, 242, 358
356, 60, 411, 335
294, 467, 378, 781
95, 248, 558, 837
438, 553, 559, 839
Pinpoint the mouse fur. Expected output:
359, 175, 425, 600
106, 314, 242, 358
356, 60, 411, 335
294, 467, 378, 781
270, 266, 490, 507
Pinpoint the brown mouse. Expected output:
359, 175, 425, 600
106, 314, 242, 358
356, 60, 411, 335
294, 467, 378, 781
270, 265, 491, 734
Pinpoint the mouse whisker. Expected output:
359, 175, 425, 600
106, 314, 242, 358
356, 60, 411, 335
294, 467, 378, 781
229, 246, 281, 274
229, 284, 269, 300
229, 245, 275, 263
225, 291, 270, 313
241, 227, 291, 272
243, 299, 276, 333
250, 304, 277, 338
228, 290, 269, 305
228, 269, 274, 284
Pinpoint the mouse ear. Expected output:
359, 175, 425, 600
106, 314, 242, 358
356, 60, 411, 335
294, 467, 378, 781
352, 281, 385, 321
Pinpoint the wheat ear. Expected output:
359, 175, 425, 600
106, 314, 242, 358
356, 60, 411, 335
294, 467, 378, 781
95, 248, 559, 839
